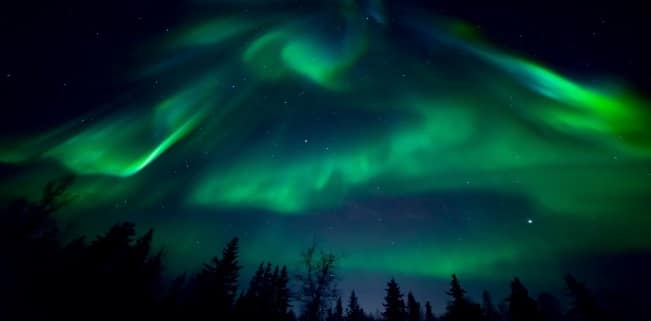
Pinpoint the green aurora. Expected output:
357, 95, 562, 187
1, 0, 650, 295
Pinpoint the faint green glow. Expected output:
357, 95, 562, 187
243, 29, 293, 80
341, 243, 521, 278
169, 17, 260, 48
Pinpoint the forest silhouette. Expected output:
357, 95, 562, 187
0, 177, 622, 320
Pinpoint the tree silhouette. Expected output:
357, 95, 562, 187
443, 274, 482, 321
564, 274, 604, 321
327, 297, 344, 321
382, 278, 406, 321
234, 261, 292, 321
274, 266, 293, 320
0, 176, 75, 320
79, 221, 164, 320
346, 291, 365, 321
407, 291, 421, 321
424, 301, 436, 321
481, 290, 501, 321
243, 262, 266, 313
506, 278, 539, 321
219, 237, 242, 306
193, 237, 241, 319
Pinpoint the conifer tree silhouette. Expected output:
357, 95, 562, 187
443, 274, 482, 321
481, 290, 501, 321
407, 291, 421, 321
346, 291, 365, 321
382, 278, 406, 321
274, 266, 293, 321
506, 278, 539, 321
332, 297, 345, 321
194, 237, 241, 319
424, 301, 436, 321
564, 274, 604, 321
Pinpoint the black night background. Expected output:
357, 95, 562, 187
1, 1, 650, 320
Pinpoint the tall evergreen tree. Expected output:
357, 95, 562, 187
346, 291, 365, 321
382, 278, 406, 321
407, 291, 421, 321
262, 263, 275, 311
274, 266, 292, 321
506, 278, 539, 321
333, 297, 344, 321
194, 237, 241, 318
235, 263, 264, 321
424, 301, 436, 321
443, 274, 481, 321
481, 290, 501, 321
219, 237, 241, 306
564, 274, 603, 321
248, 263, 266, 298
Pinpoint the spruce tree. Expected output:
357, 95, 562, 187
274, 266, 292, 321
443, 274, 481, 321
407, 292, 421, 321
194, 237, 241, 318
481, 290, 501, 321
219, 237, 241, 307
248, 263, 265, 299
346, 291, 365, 321
424, 301, 436, 321
382, 278, 406, 321
333, 297, 344, 321
564, 274, 603, 321
507, 278, 538, 321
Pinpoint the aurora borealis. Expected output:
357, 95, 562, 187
1, 0, 650, 310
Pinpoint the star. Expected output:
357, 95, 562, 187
527, 219, 534, 224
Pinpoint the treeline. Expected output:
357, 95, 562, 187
0, 178, 610, 320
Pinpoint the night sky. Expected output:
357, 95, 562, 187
1, 0, 650, 313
